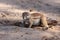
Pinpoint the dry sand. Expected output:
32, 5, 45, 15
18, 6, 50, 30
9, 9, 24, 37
0, 0, 60, 40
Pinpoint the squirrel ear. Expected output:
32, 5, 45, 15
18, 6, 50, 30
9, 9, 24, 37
29, 9, 33, 12
29, 8, 34, 12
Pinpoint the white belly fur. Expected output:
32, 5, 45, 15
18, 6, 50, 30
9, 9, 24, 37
33, 19, 40, 25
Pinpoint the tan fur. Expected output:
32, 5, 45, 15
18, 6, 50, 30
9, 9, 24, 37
29, 13, 49, 28
22, 12, 49, 29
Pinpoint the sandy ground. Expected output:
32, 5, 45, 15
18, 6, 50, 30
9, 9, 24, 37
0, 25, 60, 40
0, 0, 60, 40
